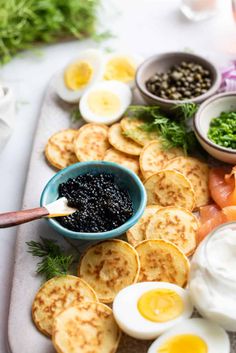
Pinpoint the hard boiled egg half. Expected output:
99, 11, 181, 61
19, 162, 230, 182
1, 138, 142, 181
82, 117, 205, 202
112, 282, 193, 340
104, 53, 142, 88
56, 49, 104, 103
79, 80, 132, 124
148, 318, 230, 353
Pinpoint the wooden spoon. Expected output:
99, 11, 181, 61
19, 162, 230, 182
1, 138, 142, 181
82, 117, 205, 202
0, 197, 77, 228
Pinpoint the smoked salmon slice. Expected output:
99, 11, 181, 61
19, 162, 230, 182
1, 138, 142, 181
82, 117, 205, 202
198, 204, 227, 243
199, 204, 221, 223
222, 206, 236, 221
209, 167, 236, 208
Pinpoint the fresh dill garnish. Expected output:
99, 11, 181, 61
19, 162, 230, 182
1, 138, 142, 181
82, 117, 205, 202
36, 255, 74, 279
92, 30, 113, 42
126, 104, 199, 154
26, 237, 74, 281
173, 102, 198, 121
122, 129, 142, 140
71, 108, 82, 122
0, 0, 100, 64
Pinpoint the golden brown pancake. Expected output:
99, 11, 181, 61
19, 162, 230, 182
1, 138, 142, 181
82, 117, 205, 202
144, 169, 196, 211
45, 129, 78, 169
52, 302, 121, 353
164, 156, 210, 209
78, 239, 140, 303
140, 140, 184, 180
108, 123, 142, 156
145, 206, 199, 256
32, 275, 98, 336
74, 123, 109, 161
135, 239, 189, 287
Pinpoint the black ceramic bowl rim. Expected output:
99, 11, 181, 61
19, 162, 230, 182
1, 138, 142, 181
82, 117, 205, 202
193, 91, 236, 155
135, 52, 221, 105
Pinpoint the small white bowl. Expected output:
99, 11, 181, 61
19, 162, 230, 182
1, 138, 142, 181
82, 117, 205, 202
194, 92, 236, 164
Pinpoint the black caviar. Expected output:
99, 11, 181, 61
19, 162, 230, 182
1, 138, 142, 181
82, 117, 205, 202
146, 61, 212, 100
57, 173, 133, 233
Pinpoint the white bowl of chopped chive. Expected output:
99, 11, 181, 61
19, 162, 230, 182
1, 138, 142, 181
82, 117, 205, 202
194, 92, 236, 164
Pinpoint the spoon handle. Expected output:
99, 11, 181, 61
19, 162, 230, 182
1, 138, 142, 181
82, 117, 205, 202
0, 207, 49, 228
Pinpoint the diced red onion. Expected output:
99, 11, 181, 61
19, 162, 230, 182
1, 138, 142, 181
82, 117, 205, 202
220, 61, 236, 92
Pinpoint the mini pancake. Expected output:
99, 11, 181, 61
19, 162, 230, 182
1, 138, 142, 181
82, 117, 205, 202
120, 116, 157, 146
108, 123, 142, 156
140, 140, 184, 180
164, 156, 210, 209
78, 239, 140, 303
135, 239, 189, 287
52, 302, 121, 353
144, 170, 195, 211
104, 148, 139, 174
32, 275, 98, 337
126, 205, 161, 247
74, 123, 109, 161
145, 206, 199, 256
45, 129, 78, 169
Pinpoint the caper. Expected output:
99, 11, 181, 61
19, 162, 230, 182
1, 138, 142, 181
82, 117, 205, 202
161, 82, 168, 89
145, 60, 212, 100
204, 70, 210, 76
171, 71, 183, 81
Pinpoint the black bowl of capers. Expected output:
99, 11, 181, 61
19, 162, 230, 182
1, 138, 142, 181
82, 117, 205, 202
136, 52, 221, 111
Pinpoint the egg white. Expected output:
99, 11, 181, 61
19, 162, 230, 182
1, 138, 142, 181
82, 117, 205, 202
55, 48, 105, 103
148, 318, 230, 353
104, 52, 143, 88
79, 80, 132, 125
112, 282, 193, 340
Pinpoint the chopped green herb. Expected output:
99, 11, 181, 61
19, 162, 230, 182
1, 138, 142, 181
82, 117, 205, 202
126, 104, 199, 154
208, 111, 236, 149
71, 107, 82, 122
0, 0, 100, 64
26, 237, 74, 281
173, 102, 198, 122
92, 30, 113, 42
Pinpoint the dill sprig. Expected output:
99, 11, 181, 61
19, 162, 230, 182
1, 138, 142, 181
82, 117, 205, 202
126, 104, 199, 154
0, 0, 100, 64
26, 237, 74, 281
71, 107, 82, 123
173, 102, 198, 122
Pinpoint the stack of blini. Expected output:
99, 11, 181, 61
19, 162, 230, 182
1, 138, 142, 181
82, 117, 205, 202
40, 117, 213, 353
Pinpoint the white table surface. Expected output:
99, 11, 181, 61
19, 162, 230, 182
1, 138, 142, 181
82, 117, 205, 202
0, 0, 235, 351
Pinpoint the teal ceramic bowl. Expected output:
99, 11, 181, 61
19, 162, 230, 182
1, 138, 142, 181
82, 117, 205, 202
40, 161, 147, 240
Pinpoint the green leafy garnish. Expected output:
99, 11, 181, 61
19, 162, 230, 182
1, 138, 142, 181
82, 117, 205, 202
208, 111, 236, 149
92, 30, 113, 42
26, 237, 74, 281
126, 103, 198, 154
173, 102, 198, 122
0, 0, 100, 64
71, 107, 82, 122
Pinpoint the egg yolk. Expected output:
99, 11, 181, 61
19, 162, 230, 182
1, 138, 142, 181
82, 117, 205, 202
87, 90, 121, 117
137, 289, 184, 323
64, 61, 93, 90
157, 334, 208, 353
104, 57, 136, 83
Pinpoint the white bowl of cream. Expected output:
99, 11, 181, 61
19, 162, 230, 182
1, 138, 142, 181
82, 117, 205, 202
190, 222, 236, 331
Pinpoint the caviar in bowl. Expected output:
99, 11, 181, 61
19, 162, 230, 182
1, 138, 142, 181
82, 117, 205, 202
40, 161, 147, 240
194, 92, 236, 164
